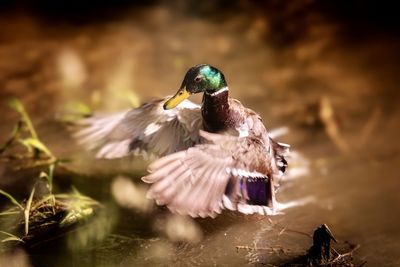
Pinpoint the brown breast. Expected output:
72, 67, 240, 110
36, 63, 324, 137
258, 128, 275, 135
201, 91, 245, 133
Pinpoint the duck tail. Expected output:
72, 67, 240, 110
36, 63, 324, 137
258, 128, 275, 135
270, 138, 290, 176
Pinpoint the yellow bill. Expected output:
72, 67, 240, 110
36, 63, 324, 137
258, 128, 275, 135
163, 87, 191, 110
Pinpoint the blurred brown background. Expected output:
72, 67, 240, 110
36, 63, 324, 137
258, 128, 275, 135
0, 1, 399, 266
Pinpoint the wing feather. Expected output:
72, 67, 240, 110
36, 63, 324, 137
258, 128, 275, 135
142, 143, 234, 217
142, 131, 283, 217
74, 97, 203, 159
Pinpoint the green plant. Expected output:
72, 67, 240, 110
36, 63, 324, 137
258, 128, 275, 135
0, 98, 56, 168
0, 99, 100, 246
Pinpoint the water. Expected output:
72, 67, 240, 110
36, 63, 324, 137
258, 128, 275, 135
0, 2, 399, 266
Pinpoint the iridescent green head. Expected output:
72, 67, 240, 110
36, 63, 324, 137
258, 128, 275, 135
164, 64, 227, 110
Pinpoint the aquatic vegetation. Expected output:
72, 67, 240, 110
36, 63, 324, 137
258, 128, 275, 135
0, 99, 100, 248
0, 98, 56, 168
0, 185, 100, 247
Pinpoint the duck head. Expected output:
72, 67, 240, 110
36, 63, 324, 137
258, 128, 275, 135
163, 64, 227, 110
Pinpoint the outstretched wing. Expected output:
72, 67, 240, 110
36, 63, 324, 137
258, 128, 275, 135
74, 97, 203, 159
142, 131, 278, 218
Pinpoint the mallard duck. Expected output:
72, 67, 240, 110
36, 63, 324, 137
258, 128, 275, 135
75, 64, 290, 218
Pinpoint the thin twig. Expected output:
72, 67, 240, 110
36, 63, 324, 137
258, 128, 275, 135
267, 218, 312, 238
236, 244, 290, 255
316, 244, 360, 266
359, 260, 367, 267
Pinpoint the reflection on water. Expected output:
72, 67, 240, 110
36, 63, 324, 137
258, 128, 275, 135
0, 1, 399, 266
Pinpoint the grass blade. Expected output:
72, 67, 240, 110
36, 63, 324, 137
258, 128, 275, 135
0, 231, 24, 243
0, 120, 22, 154
24, 186, 36, 235
0, 189, 23, 210
9, 98, 38, 139
0, 210, 20, 216
48, 163, 55, 193
20, 138, 54, 158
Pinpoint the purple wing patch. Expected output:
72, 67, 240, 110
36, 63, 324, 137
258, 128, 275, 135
245, 177, 272, 206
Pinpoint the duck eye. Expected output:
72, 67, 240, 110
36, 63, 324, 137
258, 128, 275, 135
194, 76, 203, 83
